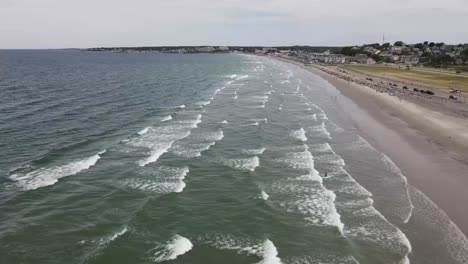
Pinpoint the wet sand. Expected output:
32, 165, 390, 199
274, 56, 468, 238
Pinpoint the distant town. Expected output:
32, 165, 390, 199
88, 41, 468, 70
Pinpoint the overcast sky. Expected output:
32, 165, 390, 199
1, 0, 467, 49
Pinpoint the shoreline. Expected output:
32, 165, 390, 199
272, 56, 468, 237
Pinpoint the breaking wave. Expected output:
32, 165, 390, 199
9, 150, 106, 190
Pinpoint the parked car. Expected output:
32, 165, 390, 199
425, 90, 435, 95
449, 95, 458, 100
403, 86, 408, 90
413, 88, 419, 92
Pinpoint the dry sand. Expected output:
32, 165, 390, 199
274, 56, 468, 237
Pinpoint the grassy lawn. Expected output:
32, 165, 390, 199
341, 65, 468, 92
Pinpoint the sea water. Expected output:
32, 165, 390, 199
0, 50, 467, 264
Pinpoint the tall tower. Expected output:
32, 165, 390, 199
382, 33, 385, 44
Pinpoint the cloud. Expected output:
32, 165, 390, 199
0, 0, 467, 48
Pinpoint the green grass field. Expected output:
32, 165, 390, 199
341, 65, 468, 92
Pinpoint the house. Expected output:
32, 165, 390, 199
217, 46, 230, 52
366, 58, 376, 64
354, 54, 370, 64
390, 46, 403, 54
197, 46, 216, 53
363, 46, 376, 54
400, 55, 419, 64
327, 55, 346, 64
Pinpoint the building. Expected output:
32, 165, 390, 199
400, 55, 419, 64
366, 58, 376, 64
390, 46, 403, 54
197, 46, 215, 53
217, 46, 230, 52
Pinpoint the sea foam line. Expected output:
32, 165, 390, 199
152, 235, 193, 263
380, 153, 414, 224
161, 115, 173, 122
222, 156, 260, 172
126, 166, 189, 193
274, 145, 344, 234
136, 114, 202, 166
290, 128, 307, 142
10, 150, 106, 190
259, 239, 282, 264
316, 142, 412, 262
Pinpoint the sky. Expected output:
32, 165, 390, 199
1, 0, 467, 49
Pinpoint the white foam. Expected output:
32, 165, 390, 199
133, 115, 202, 166
161, 115, 173, 122
233, 95, 238, 100
309, 123, 331, 139
196, 100, 211, 107
171, 129, 223, 158
273, 146, 344, 234
138, 141, 175, 167
311, 143, 333, 153
236, 75, 249, 80
290, 128, 307, 142
261, 190, 269, 200
126, 166, 189, 193
109, 226, 128, 242
258, 239, 282, 264
251, 95, 269, 103
222, 156, 259, 172
177, 105, 186, 109
205, 129, 224, 141
221, 120, 229, 124
10, 151, 105, 190
138, 127, 151, 135
153, 235, 193, 263
229, 74, 238, 79
171, 142, 216, 158
380, 154, 414, 223
197, 234, 263, 257
250, 118, 268, 124
81, 225, 128, 252
243, 148, 266, 155
311, 114, 317, 121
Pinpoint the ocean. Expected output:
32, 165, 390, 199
0, 50, 467, 264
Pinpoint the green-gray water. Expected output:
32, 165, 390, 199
1, 51, 467, 263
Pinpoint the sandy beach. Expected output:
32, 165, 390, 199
274, 56, 468, 237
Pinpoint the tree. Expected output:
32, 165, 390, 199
436, 42, 445, 47
371, 54, 381, 62
394, 41, 405, 46
381, 43, 390, 48
414, 43, 424, 49
428, 54, 454, 67
461, 47, 468, 61
368, 43, 381, 49
429, 42, 436, 47
339, 46, 359, 56
423, 41, 429, 45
